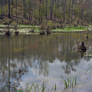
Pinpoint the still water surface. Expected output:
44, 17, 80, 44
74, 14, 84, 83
0, 33, 92, 92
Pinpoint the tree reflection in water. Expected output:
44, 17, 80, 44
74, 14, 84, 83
0, 33, 91, 92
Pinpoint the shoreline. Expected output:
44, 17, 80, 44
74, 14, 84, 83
0, 24, 92, 36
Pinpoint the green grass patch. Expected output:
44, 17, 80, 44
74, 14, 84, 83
52, 26, 89, 32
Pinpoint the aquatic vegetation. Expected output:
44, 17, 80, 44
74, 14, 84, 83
12, 78, 76, 92
54, 83, 56, 91
13, 82, 58, 92
6, 76, 77, 92
17, 89, 23, 92
64, 77, 77, 89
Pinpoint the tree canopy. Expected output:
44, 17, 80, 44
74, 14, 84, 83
0, 0, 92, 25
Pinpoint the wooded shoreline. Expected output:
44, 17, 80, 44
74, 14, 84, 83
0, 24, 92, 36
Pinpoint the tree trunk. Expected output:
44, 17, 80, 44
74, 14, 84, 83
8, 0, 11, 18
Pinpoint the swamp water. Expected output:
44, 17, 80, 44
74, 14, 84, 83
0, 33, 92, 92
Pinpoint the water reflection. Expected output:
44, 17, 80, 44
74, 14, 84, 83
0, 33, 92, 92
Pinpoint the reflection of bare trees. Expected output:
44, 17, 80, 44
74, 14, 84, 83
0, 33, 92, 65
0, 34, 81, 63
0, 33, 92, 90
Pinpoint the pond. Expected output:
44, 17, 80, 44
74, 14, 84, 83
0, 33, 92, 92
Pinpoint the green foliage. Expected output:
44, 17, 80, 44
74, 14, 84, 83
0, 0, 92, 25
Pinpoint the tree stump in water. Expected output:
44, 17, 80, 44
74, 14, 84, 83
78, 42, 87, 52
29, 29, 34, 33
15, 31, 19, 36
40, 31, 45, 35
47, 30, 51, 35
5, 31, 11, 36
86, 35, 88, 39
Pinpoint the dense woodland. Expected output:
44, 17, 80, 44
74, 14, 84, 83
0, 0, 92, 26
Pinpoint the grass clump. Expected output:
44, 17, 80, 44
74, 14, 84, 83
14, 82, 57, 92
64, 77, 77, 89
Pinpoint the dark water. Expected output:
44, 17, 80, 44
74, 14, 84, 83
0, 33, 92, 92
